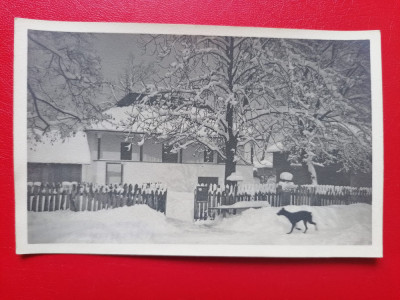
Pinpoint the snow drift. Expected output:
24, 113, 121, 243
28, 203, 371, 245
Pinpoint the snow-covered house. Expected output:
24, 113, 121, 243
82, 106, 255, 191
28, 93, 255, 192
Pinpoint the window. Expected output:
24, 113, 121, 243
198, 177, 218, 186
140, 145, 143, 162
121, 142, 132, 160
204, 148, 214, 163
162, 144, 178, 163
106, 163, 123, 185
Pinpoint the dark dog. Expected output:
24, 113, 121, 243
277, 208, 318, 234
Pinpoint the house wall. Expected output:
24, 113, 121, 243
28, 163, 82, 183
86, 160, 254, 192
84, 131, 256, 191
86, 131, 249, 166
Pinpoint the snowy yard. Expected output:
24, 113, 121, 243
28, 200, 371, 245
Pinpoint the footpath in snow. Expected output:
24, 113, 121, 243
28, 202, 371, 245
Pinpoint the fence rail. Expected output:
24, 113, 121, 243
194, 183, 372, 221
27, 182, 167, 213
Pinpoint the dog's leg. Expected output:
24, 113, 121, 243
295, 221, 301, 230
287, 223, 295, 234
303, 220, 308, 233
309, 219, 318, 231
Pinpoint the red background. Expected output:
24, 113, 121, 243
1, 1, 399, 299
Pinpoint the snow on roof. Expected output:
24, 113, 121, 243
87, 106, 139, 132
28, 131, 91, 164
87, 105, 206, 135
227, 172, 244, 181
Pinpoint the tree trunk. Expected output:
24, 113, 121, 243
224, 37, 237, 185
224, 139, 237, 185
306, 160, 318, 185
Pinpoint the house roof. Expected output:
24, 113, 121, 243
117, 92, 147, 107
117, 92, 184, 108
86, 106, 141, 132
28, 131, 91, 164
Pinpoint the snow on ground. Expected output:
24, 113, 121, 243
217, 201, 271, 209
28, 203, 371, 245
166, 191, 194, 222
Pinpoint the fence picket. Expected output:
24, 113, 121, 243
194, 183, 372, 220
27, 182, 167, 215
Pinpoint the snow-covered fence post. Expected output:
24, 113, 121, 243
154, 190, 159, 211
48, 183, 55, 211
39, 184, 45, 211
46, 183, 52, 211
160, 188, 167, 214
107, 185, 113, 208
43, 183, 50, 212
60, 182, 68, 210
194, 187, 198, 220
115, 185, 120, 208
126, 184, 133, 206
122, 184, 128, 207
90, 185, 97, 211
216, 187, 221, 207
38, 184, 45, 212
72, 183, 79, 211
95, 185, 101, 211
148, 189, 154, 210
76, 184, 82, 211
69, 183, 77, 212
86, 184, 93, 211
27, 183, 33, 211
54, 184, 60, 211
30, 183, 39, 211
140, 188, 146, 205
100, 186, 106, 210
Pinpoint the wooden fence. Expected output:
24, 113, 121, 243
194, 183, 372, 221
27, 182, 167, 214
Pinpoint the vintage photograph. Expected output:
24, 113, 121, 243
15, 20, 383, 257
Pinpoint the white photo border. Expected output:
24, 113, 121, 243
14, 18, 383, 257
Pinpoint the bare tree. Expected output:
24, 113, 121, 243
27, 30, 109, 143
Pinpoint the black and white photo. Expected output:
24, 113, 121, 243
14, 19, 383, 257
